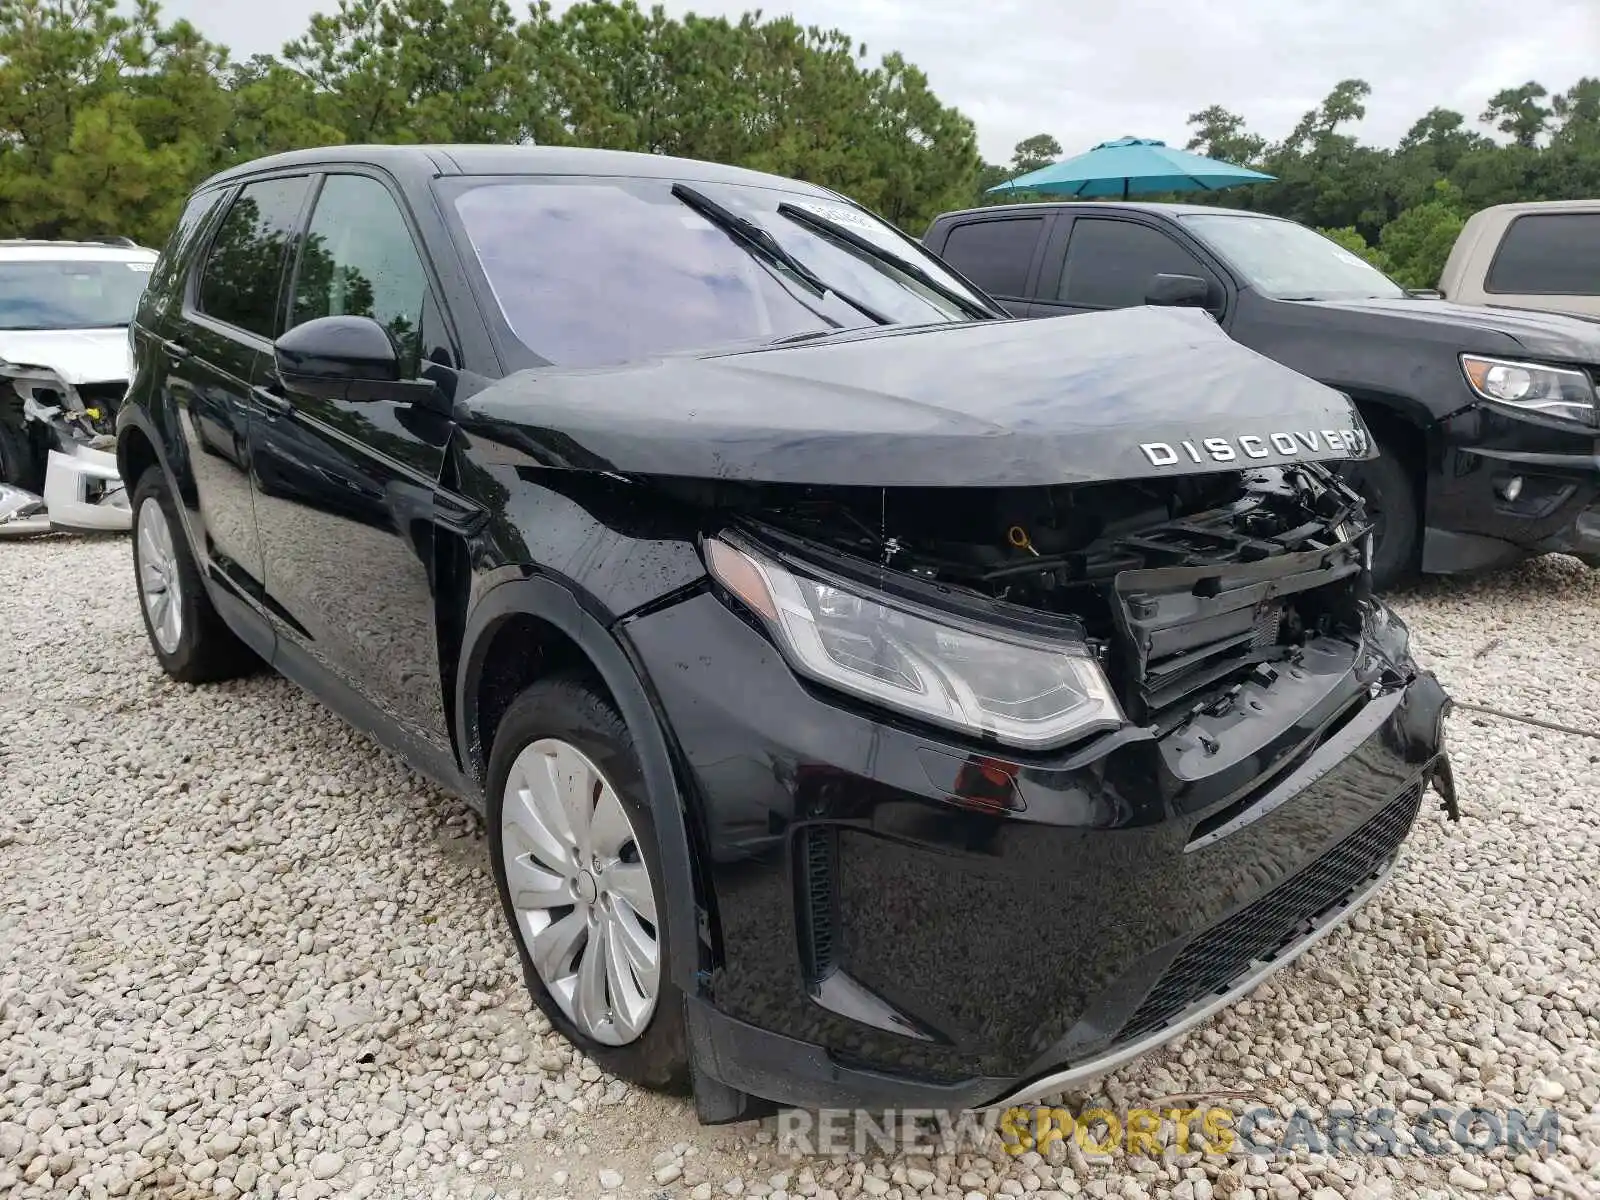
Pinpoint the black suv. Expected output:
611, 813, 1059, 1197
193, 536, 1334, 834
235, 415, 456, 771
926, 202, 1600, 587
119, 146, 1452, 1121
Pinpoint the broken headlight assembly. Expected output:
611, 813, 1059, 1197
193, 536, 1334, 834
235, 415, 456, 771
705, 535, 1124, 749
1460, 354, 1596, 425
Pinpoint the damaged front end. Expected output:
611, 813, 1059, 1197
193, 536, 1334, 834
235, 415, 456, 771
692, 457, 1457, 817
650, 460, 1457, 1107
0, 363, 129, 538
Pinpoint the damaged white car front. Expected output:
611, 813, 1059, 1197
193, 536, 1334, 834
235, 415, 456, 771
0, 241, 156, 538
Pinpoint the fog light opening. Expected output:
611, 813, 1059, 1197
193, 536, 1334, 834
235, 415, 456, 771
1496, 475, 1524, 503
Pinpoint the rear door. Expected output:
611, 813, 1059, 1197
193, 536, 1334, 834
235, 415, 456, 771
1481, 211, 1600, 317
249, 169, 472, 780
926, 212, 1052, 316
173, 174, 313, 616
1031, 214, 1223, 319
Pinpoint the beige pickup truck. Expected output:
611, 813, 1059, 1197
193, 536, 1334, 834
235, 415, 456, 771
1439, 199, 1600, 318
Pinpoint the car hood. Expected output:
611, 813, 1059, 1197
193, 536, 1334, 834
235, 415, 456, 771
1296, 296, 1600, 360
0, 327, 132, 385
463, 307, 1370, 488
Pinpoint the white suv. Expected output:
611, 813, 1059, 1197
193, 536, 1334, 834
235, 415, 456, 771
0, 237, 158, 534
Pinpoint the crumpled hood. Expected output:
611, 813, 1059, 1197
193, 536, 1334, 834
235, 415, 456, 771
1300, 296, 1600, 361
465, 306, 1371, 487
0, 327, 132, 385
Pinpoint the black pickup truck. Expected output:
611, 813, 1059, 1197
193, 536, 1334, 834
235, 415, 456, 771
926, 202, 1600, 587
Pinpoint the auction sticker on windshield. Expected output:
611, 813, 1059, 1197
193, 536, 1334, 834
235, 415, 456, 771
787, 200, 880, 232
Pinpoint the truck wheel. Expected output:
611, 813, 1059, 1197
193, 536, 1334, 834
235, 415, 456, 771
1341, 435, 1418, 590
487, 675, 688, 1091
131, 467, 258, 682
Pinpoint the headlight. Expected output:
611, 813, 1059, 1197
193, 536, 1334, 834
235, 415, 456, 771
1461, 354, 1596, 424
704, 536, 1124, 749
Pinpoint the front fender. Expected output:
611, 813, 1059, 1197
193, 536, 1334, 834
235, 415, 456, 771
455, 574, 708, 999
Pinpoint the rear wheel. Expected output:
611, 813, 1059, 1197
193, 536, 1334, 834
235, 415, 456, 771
131, 467, 257, 682
1340, 431, 1419, 591
488, 676, 688, 1090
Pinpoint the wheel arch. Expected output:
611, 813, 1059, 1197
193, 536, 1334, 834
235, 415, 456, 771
1338, 387, 1434, 490
456, 576, 707, 997
116, 421, 161, 494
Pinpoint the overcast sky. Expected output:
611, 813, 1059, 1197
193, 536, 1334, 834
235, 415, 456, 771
163, 0, 1600, 163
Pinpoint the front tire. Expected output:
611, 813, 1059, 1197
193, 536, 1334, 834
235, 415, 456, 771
0, 417, 41, 493
1340, 432, 1419, 590
487, 676, 688, 1090
131, 467, 257, 682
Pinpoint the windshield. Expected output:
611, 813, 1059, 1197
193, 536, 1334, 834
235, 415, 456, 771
452, 177, 988, 368
1180, 214, 1406, 301
0, 259, 154, 330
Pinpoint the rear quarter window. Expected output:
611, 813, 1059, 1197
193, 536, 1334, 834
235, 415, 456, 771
1485, 213, 1600, 296
936, 217, 1044, 298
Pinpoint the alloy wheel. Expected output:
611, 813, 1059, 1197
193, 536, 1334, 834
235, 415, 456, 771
501, 738, 661, 1045
137, 499, 183, 655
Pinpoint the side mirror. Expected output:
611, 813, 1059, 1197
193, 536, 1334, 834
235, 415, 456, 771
1144, 273, 1215, 308
275, 315, 401, 396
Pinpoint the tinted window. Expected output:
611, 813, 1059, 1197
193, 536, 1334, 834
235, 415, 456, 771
1058, 219, 1206, 308
197, 176, 312, 338
292, 175, 430, 375
0, 260, 153, 331
1486, 214, 1600, 296
938, 218, 1043, 296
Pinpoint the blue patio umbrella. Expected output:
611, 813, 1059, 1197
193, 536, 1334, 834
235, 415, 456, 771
988, 136, 1274, 200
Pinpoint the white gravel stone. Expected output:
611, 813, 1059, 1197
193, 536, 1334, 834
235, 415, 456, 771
4, 533, 1599, 1200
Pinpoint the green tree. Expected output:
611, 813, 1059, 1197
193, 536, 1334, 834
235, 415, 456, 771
0, 0, 236, 241
1010, 133, 1061, 174
1481, 82, 1551, 147
1185, 105, 1267, 166
1374, 180, 1465, 289
282, 0, 569, 144
551, 3, 977, 230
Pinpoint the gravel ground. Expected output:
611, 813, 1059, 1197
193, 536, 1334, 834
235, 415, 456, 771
2, 537, 1598, 1200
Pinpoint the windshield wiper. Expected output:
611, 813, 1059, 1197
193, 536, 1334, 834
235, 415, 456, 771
776, 202, 1004, 320
670, 183, 889, 326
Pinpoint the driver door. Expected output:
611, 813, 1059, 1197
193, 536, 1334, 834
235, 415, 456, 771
248, 170, 466, 780
1029, 216, 1224, 323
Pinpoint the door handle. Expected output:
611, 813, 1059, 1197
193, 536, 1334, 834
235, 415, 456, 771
251, 386, 293, 416
162, 339, 190, 362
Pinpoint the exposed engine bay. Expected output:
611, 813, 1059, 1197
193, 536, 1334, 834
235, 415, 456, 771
689, 465, 1374, 729
0, 364, 129, 537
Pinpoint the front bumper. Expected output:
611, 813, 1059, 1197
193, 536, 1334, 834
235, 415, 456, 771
0, 445, 129, 538
622, 592, 1452, 1113
1422, 402, 1600, 572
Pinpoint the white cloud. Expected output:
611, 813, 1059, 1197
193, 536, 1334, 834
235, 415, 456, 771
164, 0, 1600, 161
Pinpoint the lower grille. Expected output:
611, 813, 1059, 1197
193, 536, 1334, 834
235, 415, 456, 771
797, 826, 838, 984
1114, 780, 1424, 1045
